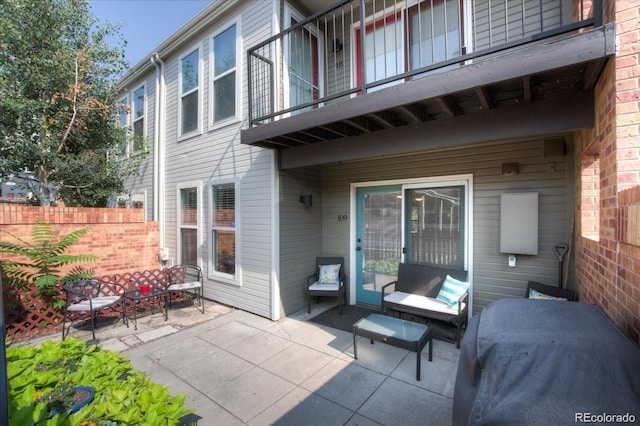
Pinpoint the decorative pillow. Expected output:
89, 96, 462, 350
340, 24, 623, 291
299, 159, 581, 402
528, 288, 567, 301
318, 264, 341, 284
436, 275, 470, 307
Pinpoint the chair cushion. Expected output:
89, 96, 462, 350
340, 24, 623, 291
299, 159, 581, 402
318, 264, 341, 284
384, 291, 465, 315
67, 296, 121, 311
168, 281, 202, 291
309, 282, 340, 291
528, 288, 567, 301
436, 275, 470, 307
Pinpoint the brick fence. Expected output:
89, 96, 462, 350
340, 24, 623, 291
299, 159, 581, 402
1, 204, 161, 337
0, 204, 160, 276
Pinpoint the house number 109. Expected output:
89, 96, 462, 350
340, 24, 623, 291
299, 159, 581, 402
337, 215, 348, 221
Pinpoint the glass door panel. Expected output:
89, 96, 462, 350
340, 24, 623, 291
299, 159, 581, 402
405, 186, 464, 268
289, 18, 319, 112
356, 186, 402, 305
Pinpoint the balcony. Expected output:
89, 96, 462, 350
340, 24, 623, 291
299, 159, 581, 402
242, 0, 613, 168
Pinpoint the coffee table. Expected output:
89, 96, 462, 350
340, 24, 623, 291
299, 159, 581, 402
123, 287, 168, 330
353, 314, 432, 380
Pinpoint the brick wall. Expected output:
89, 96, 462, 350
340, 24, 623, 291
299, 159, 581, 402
0, 205, 160, 276
574, 0, 640, 344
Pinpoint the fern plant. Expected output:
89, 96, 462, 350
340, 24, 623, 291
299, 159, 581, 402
0, 220, 97, 310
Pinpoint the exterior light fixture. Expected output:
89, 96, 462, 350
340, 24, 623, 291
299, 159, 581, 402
501, 163, 519, 176
300, 194, 312, 208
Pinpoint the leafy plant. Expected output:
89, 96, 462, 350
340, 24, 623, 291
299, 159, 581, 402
0, 219, 97, 309
364, 258, 401, 276
34, 381, 77, 413
7, 338, 194, 425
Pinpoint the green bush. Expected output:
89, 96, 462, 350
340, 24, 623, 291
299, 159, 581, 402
363, 258, 400, 276
7, 338, 193, 425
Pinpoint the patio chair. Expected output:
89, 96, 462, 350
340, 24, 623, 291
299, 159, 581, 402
526, 281, 578, 301
307, 256, 346, 314
164, 264, 204, 313
62, 278, 126, 343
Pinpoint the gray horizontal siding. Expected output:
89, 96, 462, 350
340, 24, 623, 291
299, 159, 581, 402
278, 167, 323, 316
318, 135, 574, 314
124, 1, 278, 319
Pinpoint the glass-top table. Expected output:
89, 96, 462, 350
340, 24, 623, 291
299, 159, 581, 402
353, 314, 432, 380
123, 287, 168, 330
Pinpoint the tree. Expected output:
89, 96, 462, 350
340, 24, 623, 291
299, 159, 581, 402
0, 0, 146, 206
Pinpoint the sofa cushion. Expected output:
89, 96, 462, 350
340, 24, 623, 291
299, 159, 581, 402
384, 291, 465, 315
309, 282, 340, 291
528, 288, 567, 301
436, 275, 470, 307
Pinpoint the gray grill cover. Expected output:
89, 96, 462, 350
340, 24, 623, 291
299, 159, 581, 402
453, 299, 640, 425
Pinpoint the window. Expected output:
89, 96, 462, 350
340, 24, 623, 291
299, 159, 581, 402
117, 96, 129, 156
211, 183, 236, 277
180, 48, 199, 135
212, 23, 238, 124
179, 186, 199, 265
132, 86, 145, 150
408, 0, 461, 70
356, 12, 403, 89
355, 1, 463, 90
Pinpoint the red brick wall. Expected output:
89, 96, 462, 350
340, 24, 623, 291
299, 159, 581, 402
0, 205, 160, 277
574, 0, 640, 344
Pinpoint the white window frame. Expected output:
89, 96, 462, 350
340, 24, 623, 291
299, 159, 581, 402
208, 179, 240, 284
178, 44, 202, 139
176, 182, 202, 266
117, 95, 131, 156
209, 18, 242, 130
132, 85, 145, 140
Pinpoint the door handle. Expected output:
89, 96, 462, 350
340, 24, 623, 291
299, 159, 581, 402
356, 247, 362, 251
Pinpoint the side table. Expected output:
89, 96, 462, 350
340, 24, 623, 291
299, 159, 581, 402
123, 287, 168, 330
353, 314, 432, 381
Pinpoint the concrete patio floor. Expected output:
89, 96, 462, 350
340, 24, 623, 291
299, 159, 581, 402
54, 300, 461, 425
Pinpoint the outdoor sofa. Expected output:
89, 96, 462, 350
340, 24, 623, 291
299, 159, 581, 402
380, 263, 468, 347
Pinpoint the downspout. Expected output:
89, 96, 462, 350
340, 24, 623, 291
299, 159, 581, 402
150, 53, 166, 251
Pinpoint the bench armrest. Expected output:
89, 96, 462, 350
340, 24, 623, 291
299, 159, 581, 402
381, 280, 397, 294
457, 290, 469, 315
380, 280, 398, 312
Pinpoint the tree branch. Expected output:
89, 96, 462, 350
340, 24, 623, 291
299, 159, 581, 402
59, 54, 79, 150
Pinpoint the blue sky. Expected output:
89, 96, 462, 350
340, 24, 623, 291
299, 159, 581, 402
90, 0, 211, 67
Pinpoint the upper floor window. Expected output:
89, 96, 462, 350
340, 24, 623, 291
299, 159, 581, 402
211, 22, 239, 125
116, 89, 147, 157
180, 48, 200, 136
117, 96, 129, 156
355, 1, 463, 89
133, 86, 145, 139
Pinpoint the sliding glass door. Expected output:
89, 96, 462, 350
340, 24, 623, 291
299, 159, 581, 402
355, 180, 467, 306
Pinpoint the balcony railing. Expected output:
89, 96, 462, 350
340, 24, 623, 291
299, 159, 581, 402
248, 0, 602, 127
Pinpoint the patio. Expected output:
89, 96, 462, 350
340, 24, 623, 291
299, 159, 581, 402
54, 300, 459, 425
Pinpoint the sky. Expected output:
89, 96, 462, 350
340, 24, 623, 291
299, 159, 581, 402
90, 0, 212, 67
